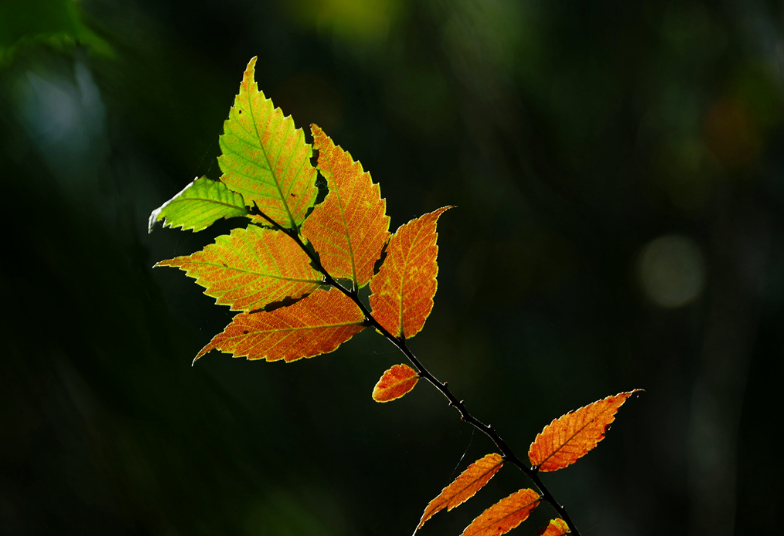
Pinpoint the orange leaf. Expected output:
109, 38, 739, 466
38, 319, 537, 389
460, 488, 540, 536
156, 226, 322, 312
369, 206, 452, 339
302, 125, 390, 287
528, 390, 641, 472
195, 288, 365, 363
417, 453, 504, 530
372, 364, 419, 403
536, 519, 570, 536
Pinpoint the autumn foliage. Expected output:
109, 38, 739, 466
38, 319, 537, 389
150, 57, 641, 536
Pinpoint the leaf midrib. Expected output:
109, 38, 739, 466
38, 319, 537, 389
536, 403, 616, 468
232, 320, 365, 334
169, 198, 249, 213
182, 260, 322, 285
244, 80, 296, 228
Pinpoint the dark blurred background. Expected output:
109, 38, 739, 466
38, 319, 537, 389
2, 0, 783, 535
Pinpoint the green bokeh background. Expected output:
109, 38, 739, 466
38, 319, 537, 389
2, 1, 783, 535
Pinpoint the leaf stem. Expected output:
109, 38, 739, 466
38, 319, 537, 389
250, 203, 582, 536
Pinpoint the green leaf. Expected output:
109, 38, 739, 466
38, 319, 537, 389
218, 57, 318, 229
148, 177, 250, 233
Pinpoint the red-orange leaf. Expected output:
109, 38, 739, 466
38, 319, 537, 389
369, 206, 452, 339
194, 288, 365, 363
417, 453, 504, 531
155, 226, 322, 312
536, 519, 570, 536
460, 488, 540, 536
372, 364, 419, 403
528, 390, 641, 472
302, 125, 390, 287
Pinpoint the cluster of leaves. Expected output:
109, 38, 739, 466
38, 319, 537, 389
150, 57, 447, 368
150, 58, 640, 536
415, 391, 639, 535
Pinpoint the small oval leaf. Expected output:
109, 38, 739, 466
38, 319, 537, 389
372, 364, 419, 403
528, 390, 642, 472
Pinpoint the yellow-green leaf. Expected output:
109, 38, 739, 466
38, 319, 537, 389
155, 226, 323, 312
218, 57, 317, 229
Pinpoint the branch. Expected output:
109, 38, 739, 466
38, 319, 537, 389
249, 203, 582, 536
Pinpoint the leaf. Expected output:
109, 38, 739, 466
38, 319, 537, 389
417, 453, 504, 531
195, 288, 365, 363
155, 226, 323, 312
536, 519, 570, 536
528, 390, 641, 472
460, 489, 540, 536
301, 125, 390, 287
369, 206, 452, 339
218, 57, 317, 229
372, 364, 419, 403
148, 177, 249, 233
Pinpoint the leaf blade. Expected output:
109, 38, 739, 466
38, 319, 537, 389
194, 288, 365, 363
372, 364, 419, 403
528, 390, 641, 472
302, 125, 390, 287
369, 206, 452, 339
460, 488, 540, 536
536, 519, 570, 536
155, 226, 323, 312
417, 453, 504, 530
218, 57, 317, 228
148, 177, 249, 233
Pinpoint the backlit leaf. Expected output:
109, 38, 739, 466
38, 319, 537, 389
536, 519, 570, 536
528, 390, 641, 472
195, 288, 365, 363
369, 206, 452, 339
148, 177, 249, 233
460, 488, 540, 536
417, 453, 504, 530
302, 125, 390, 287
155, 226, 322, 312
218, 57, 317, 229
372, 364, 418, 403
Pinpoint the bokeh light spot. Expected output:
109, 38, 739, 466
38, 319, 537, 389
638, 234, 705, 308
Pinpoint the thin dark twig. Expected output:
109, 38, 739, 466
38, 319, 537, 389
249, 203, 582, 536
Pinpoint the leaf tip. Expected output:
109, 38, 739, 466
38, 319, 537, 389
147, 208, 160, 233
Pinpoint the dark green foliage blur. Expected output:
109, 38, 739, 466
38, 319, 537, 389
2, 1, 782, 535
